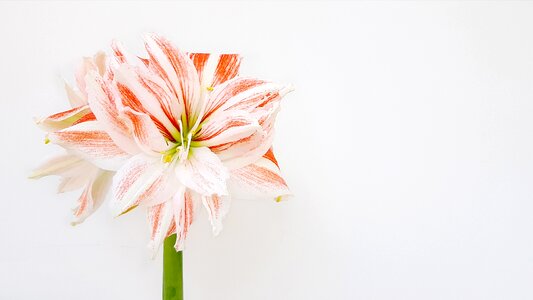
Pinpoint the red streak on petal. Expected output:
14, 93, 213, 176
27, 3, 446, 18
263, 148, 279, 168
189, 53, 210, 81
212, 54, 241, 87
72, 112, 96, 125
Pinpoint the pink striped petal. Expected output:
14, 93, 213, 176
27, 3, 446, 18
202, 77, 293, 121
211, 103, 280, 170
35, 105, 91, 132
122, 107, 168, 154
172, 189, 196, 251
85, 71, 140, 154
48, 121, 130, 171
111, 155, 178, 216
228, 154, 291, 201
189, 53, 242, 89
201, 194, 230, 236
114, 64, 182, 139
147, 187, 196, 253
72, 170, 113, 225
144, 34, 200, 124
148, 193, 179, 254
194, 110, 261, 147
175, 147, 229, 196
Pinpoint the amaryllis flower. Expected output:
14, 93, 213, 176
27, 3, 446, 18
31, 52, 118, 225
39, 34, 292, 251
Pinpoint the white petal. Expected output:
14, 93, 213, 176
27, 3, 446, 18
228, 156, 291, 201
71, 170, 114, 225
35, 105, 91, 132
175, 147, 229, 196
111, 154, 178, 216
202, 194, 230, 236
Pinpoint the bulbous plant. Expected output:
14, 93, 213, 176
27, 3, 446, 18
32, 34, 292, 299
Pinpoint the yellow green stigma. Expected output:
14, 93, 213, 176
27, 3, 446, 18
275, 196, 283, 203
44, 137, 50, 144
206, 86, 214, 91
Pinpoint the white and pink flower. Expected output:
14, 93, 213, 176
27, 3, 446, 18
33, 34, 292, 251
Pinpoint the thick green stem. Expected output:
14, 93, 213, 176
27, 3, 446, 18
163, 234, 183, 300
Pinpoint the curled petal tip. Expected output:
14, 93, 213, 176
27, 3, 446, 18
279, 84, 295, 98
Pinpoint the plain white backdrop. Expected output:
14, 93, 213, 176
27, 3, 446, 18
2, 1, 533, 299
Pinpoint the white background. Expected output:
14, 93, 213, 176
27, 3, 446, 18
1, 1, 533, 299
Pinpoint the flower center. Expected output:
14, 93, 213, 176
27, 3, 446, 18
161, 120, 195, 164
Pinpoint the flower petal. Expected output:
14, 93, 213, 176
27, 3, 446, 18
47, 120, 130, 171
72, 170, 114, 225
29, 154, 87, 179
147, 199, 177, 255
85, 70, 140, 154
114, 64, 183, 140
122, 107, 168, 155
172, 189, 196, 251
64, 82, 87, 107
189, 53, 242, 89
203, 77, 293, 121
212, 104, 280, 170
111, 154, 177, 216
228, 152, 291, 201
175, 147, 229, 196
194, 110, 261, 147
35, 105, 91, 132
201, 194, 230, 236
75, 51, 107, 97
144, 34, 200, 124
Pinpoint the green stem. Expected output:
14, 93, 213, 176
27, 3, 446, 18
163, 234, 183, 300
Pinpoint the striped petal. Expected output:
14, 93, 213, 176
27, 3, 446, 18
122, 107, 168, 155
194, 110, 261, 147
48, 120, 130, 171
147, 187, 196, 253
212, 103, 280, 170
202, 77, 293, 121
111, 154, 178, 216
202, 194, 230, 236
189, 53, 241, 90
148, 199, 176, 255
228, 151, 291, 201
175, 147, 229, 196
114, 64, 181, 139
144, 34, 200, 124
72, 170, 113, 225
172, 189, 196, 251
35, 105, 91, 132
85, 71, 140, 155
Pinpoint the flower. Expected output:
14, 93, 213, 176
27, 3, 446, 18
31, 52, 118, 225
34, 34, 292, 252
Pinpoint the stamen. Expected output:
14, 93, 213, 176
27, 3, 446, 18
162, 153, 173, 163
44, 137, 50, 144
